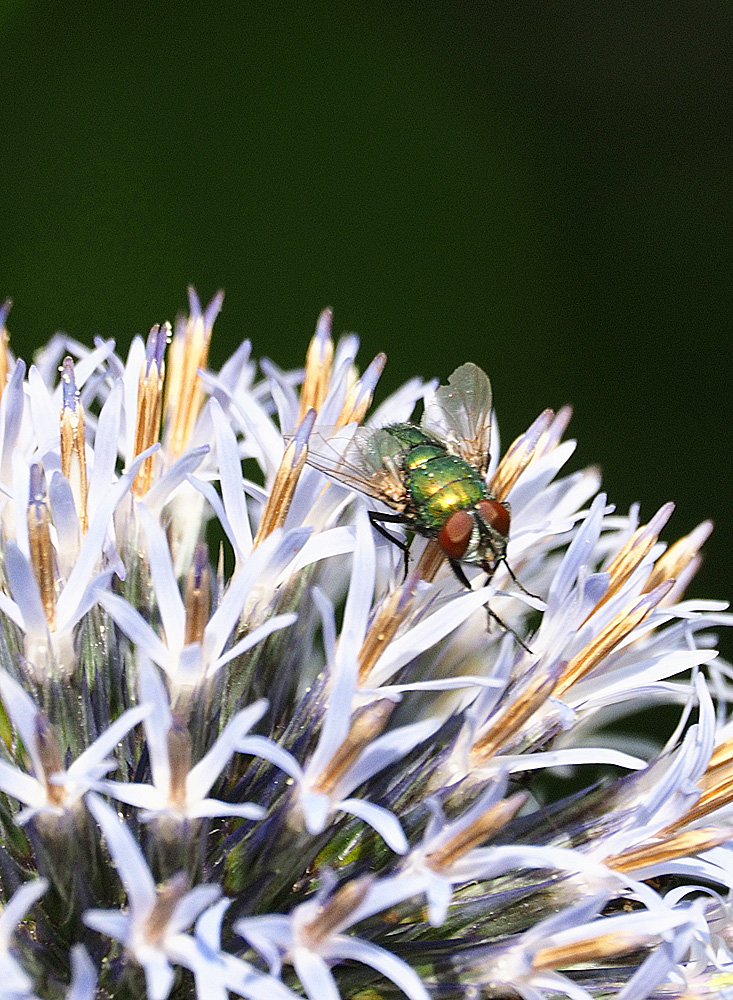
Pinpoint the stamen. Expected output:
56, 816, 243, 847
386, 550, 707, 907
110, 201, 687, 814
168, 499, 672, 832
253, 408, 316, 546
605, 826, 733, 873
671, 768, 733, 829
0, 298, 11, 399
167, 716, 193, 810
298, 308, 334, 422
312, 700, 394, 795
706, 732, 733, 772
35, 713, 66, 807
133, 324, 169, 497
657, 738, 733, 833
582, 503, 675, 623
184, 543, 211, 646
300, 876, 373, 948
335, 353, 386, 426
470, 668, 558, 765
489, 408, 555, 501
164, 288, 223, 462
143, 872, 189, 945
59, 357, 89, 533
426, 791, 526, 872
642, 519, 713, 597
532, 932, 646, 972
358, 579, 419, 685
357, 542, 447, 686
553, 580, 674, 698
27, 464, 57, 630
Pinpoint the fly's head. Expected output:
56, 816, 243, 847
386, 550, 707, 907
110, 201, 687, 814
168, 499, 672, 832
437, 497, 510, 575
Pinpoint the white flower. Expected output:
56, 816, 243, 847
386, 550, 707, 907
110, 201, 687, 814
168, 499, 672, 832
0, 299, 729, 1000
0, 879, 47, 1000
0, 670, 147, 825
98, 505, 297, 689
96, 658, 267, 823
235, 874, 430, 1000
83, 794, 221, 1000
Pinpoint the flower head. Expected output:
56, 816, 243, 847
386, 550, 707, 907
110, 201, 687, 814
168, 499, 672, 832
0, 292, 730, 1000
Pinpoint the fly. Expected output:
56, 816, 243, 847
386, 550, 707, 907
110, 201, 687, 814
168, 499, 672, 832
305, 363, 529, 641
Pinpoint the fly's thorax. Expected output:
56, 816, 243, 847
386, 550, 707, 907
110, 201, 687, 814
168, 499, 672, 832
386, 422, 439, 449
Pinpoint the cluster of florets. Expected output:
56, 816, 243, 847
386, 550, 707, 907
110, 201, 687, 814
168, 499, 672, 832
0, 292, 731, 1000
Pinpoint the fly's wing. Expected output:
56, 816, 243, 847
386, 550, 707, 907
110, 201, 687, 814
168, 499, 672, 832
421, 362, 493, 475
304, 424, 408, 508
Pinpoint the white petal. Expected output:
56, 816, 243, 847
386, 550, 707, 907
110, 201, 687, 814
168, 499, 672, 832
56, 447, 156, 627
339, 797, 408, 854
85, 793, 157, 914
28, 365, 59, 460
82, 907, 131, 943
66, 944, 98, 1000
331, 937, 429, 1000
187, 699, 268, 801
69, 704, 150, 784
141, 949, 176, 1000
292, 947, 340, 1000
368, 586, 495, 687
187, 799, 265, 820
137, 657, 174, 791
424, 871, 453, 926
144, 445, 209, 514
86, 379, 122, 518
344, 718, 438, 792
3, 542, 47, 639
168, 884, 221, 936
0, 878, 48, 948
212, 398, 253, 554
0, 670, 45, 779
337, 507, 375, 667
213, 615, 297, 674
501, 747, 646, 774
186, 474, 243, 563
0, 759, 45, 810
98, 591, 170, 668
0, 359, 26, 483
48, 471, 81, 569
94, 780, 167, 812
236, 735, 303, 782
138, 504, 185, 653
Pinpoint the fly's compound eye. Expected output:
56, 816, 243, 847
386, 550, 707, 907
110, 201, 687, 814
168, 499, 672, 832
476, 498, 511, 539
438, 509, 475, 559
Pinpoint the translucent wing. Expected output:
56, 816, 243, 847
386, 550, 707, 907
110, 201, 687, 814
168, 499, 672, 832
421, 362, 493, 474
304, 425, 408, 508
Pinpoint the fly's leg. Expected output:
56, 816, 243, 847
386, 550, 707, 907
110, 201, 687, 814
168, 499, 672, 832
448, 558, 533, 654
368, 510, 411, 579
448, 557, 473, 591
501, 557, 541, 601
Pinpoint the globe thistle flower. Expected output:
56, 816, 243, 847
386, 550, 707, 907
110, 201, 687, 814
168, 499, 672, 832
0, 291, 731, 1000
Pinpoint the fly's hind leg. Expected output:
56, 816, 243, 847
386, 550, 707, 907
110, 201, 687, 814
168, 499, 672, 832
448, 558, 533, 654
368, 510, 411, 579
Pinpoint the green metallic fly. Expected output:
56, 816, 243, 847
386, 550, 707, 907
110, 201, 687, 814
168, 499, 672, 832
306, 363, 513, 592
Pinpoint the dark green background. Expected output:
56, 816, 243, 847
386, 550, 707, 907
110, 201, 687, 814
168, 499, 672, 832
1, 3, 730, 660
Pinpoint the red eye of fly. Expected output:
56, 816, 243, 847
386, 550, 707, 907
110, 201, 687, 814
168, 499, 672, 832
476, 498, 511, 539
438, 509, 474, 559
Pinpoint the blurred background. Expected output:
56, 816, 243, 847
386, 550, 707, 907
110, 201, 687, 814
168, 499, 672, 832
1, 2, 730, 663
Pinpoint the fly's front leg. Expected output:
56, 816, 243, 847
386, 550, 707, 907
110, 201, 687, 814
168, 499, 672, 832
501, 556, 540, 600
450, 558, 533, 654
368, 510, 411, 579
